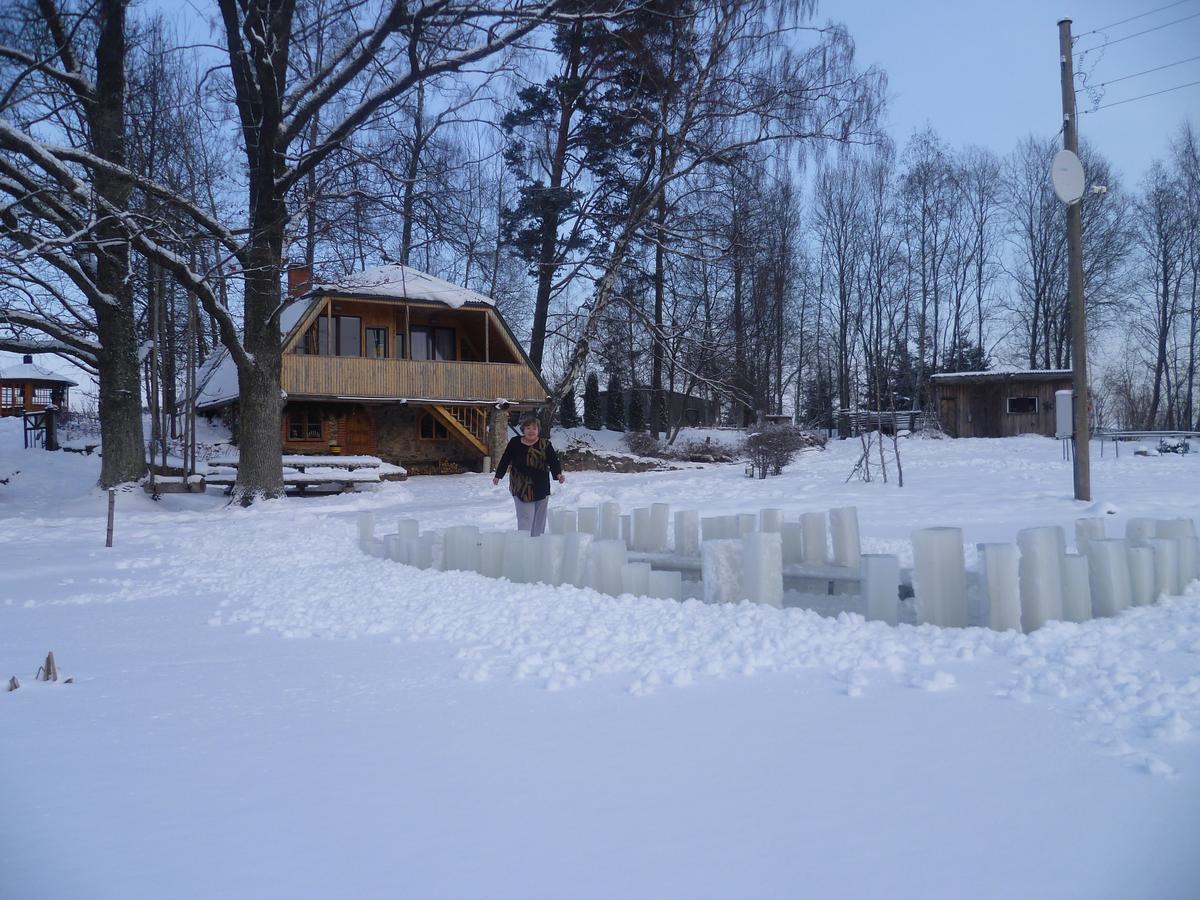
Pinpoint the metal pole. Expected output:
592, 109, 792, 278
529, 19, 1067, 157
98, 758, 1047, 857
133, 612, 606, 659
105, 489, 115, 547
1058, 19, 1091, 501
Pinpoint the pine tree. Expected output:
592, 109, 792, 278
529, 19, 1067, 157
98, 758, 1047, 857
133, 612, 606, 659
605, 373, 626, 432
583, 372, 602, 430
558, 387, 580, 428
627, 387, 646, 432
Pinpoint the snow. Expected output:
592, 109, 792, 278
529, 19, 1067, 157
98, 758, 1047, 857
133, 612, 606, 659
313, 263, 496, 308
2, 417, 1199, 899
0, 359, 79, 385
929, 367, 1072, 379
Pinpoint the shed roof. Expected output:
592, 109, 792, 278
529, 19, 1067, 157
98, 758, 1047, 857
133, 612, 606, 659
0, 359, 79, 385
930, 368, 1072, 385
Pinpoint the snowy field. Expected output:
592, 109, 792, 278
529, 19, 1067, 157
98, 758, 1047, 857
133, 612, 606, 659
2, 419, 1199, 899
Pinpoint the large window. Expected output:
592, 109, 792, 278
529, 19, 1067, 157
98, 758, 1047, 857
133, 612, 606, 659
1007, 396, 1038, 414
287, 408, 324, 441
300, 315, 362, 356
1, 385, 18, 409
410, 325, 455, 361
366, 327, 388, 359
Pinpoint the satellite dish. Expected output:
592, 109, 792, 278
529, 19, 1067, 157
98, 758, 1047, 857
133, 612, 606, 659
1051, 149, 1085, 204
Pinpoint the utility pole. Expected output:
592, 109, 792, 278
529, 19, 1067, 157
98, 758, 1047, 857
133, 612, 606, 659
1058, 18, 1091, 501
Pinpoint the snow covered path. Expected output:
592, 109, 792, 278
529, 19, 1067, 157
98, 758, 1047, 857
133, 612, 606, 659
2, 426, 1199, 897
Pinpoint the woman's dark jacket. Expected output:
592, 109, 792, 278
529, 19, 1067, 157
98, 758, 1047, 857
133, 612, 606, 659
494, 436, 562, 502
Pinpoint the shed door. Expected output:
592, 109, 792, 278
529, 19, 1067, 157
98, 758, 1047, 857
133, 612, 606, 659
939, 396, 959, 438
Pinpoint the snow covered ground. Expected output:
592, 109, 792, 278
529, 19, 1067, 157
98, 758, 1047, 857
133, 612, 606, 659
2, 418, 1198, 899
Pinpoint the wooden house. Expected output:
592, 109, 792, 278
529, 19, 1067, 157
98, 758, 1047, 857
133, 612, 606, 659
929, 369, 1073, 438
0, 355, 78, 417
196, 265, 549, 470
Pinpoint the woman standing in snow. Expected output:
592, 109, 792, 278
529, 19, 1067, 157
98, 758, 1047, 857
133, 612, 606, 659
492, 412, 565, 537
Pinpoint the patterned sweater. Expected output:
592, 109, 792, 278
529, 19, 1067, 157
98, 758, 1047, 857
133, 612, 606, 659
494, 436, 563, 503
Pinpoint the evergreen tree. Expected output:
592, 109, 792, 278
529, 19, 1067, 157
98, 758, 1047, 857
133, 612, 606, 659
627, 387, 646, 432
558, 387, 580, 428
583, 372, 602, 430
605, 373, 626, 431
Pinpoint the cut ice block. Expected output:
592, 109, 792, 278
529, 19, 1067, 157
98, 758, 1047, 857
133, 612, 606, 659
620, 514, 632, 546
1061, 553, 1092, 623
1155, 518, 1196, 539
599, 501, 622, 540
912, 527, 967, 627
861, 553, 900, 626
588, 539, 628, 596
357, 511, 376, 548
759, 508, 784, 533
738, 513, 758, 536
829, 507, 861, 569
408, 533, 436, 570
743, 532, 783, 608
1018, 526, 1066, 632
384, 533, 407, 563
561, 532, 593, 588
649, 503, 671, 552
701, 516, 733, 541
781, 523, 804, 564
577, 507, 599, 535
978, 543, 1021, 632
620, 562, 651, 596
537, 534, 566, 586
443, 525, 480, 572
632, 508, 651, 552
503, 532, 533, 583
674, 510, 700, 556
701, 539, 744, 604
547, 509, 569, 535
801, 512, 829, 565
1148, 538, 1180, 597
1074, 517, 1106, 554
480, 532, 505, 578
1180, 537, 1200, 587
1085, 539, 1132, 617
396, 518, 420, 542
558, 509, 578, 534
648, 570, 683, 601
1125, 518, 1156, 547
1127, 546, 1155, 607
362, 537, 385, 558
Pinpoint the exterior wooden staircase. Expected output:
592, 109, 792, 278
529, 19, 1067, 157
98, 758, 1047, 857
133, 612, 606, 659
428, 404, 489, 456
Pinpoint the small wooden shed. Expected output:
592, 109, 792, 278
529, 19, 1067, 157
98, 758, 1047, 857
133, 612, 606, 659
929, 369, 1073, 438
0, 354, 78, 417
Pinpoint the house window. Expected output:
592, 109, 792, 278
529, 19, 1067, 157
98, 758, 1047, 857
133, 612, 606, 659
287, 409, 324, 441
366, 327, 388, 359
395, 331, 406, 359
1, 385, 18, 409
1007, 396, 1038, 414
419, 413, 448, 440
306, 315, 362, 356
410, 325, 456, 361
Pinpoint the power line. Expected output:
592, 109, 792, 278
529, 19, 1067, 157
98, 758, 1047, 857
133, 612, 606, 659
1080, 78, 1200, 112
1075, 0, 1195, 39
1075, 10, 1200, 52
1092, 54, 1200, 88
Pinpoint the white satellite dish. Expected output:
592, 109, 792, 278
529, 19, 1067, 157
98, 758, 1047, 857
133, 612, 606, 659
1051, 149, 1085, 204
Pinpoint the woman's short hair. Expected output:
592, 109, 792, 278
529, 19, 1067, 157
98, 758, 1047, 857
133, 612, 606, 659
518, 411, 540, 428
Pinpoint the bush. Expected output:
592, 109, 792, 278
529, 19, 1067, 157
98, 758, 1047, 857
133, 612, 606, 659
621, 430, 665, 457
627, 388, 646, 432
605, 373, 625, 431
558, 388, 580, 428
743, 424, 824, 478
583, 372, 602, 430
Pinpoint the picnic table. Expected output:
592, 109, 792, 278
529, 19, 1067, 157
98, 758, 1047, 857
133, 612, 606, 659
203, 454, 406, 493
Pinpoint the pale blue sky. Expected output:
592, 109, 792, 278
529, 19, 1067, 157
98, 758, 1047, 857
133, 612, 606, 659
832, 0, 1199, 185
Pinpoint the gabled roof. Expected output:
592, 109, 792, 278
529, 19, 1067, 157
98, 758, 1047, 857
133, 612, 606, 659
0, 359, 79, 385
311, 264, 495, 308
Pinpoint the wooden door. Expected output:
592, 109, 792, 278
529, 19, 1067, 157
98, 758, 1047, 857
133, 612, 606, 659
344, 408, 374, 455
939, 395, 959, 438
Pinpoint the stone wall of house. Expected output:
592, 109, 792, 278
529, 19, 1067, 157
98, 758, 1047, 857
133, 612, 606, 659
374, 405, 483, 471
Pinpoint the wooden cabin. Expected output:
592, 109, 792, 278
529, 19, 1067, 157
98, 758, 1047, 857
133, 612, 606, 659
929, 369, 1073, 438
196, 264, 549, 471
0, 354, 78, 417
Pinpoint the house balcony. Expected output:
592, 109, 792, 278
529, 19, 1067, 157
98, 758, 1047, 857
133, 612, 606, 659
282, 355, 547, 404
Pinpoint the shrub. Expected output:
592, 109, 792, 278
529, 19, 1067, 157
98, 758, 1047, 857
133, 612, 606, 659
605, 373, 625, 431
583, 372, 602, 430
622, 430, 665, 458
627, 388, 646, 431
558, 388, 580, 428
743, 424, 823, 478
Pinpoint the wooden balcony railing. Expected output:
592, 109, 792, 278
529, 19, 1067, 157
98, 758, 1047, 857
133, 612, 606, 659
282, 355, 547, 403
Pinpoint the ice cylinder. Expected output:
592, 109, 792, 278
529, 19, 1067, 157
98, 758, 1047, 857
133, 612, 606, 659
1085, 538, 1132, 618
1060, 553, 1092, 623
674, 510, 700, 556
861, 553, 900, 626
978, 542, 1021, 632
912, 527, 967, 627
1127, 546, 1155, 607
743, 532, 783, 608
829, 507, 861, 569
1017, 526, 1066, 632
701, 539, 744, 604
620, 562, 651, 597
801, 512, 829, 565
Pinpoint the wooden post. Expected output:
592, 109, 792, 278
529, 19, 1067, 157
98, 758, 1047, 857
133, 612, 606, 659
484, 310, 490, 363
106, 489, 115, 547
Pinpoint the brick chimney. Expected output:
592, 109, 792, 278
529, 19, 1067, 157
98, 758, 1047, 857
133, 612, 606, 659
287, 261, 313, 298
23, 354, 32, 364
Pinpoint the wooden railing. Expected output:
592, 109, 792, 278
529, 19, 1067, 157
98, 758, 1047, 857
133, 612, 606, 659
283, 355, 546, 403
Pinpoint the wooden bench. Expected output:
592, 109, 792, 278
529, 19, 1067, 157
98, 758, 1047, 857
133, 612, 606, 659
203, 454, 402, 493
627, 550, 863, 595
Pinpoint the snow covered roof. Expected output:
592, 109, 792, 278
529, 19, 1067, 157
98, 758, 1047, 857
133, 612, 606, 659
930, 368, 1072, 383
195, 348, 237, 410
311, 264, 495, 308
0, 359, 79, 385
